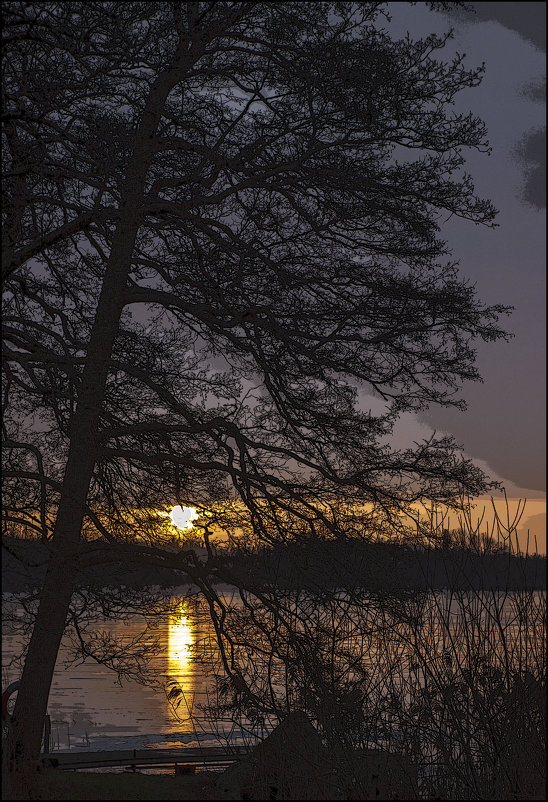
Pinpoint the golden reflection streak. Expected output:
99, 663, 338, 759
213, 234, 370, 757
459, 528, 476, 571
168, 603, 194, 675
166, 602, 196, 721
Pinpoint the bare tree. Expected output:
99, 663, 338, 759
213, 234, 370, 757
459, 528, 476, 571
2, 1, 511, 769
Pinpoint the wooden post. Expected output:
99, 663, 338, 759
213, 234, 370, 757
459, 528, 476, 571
42, 715, 51, 754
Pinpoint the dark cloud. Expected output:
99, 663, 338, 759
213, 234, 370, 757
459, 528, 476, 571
515, 73, 546, 209
471, 2, 546, 51
521, 77, 547, 104
388, 2, 545, 494
512, 126, 546, 209
441, 2, 546, 210
444, 2, 546, 51
514, 78, 546, 208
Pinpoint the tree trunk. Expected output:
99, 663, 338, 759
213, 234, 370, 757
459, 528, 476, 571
10, 220, 141, 767
9, 64, 184, 768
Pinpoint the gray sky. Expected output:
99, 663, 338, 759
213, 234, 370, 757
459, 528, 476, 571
376, 2, 546, 498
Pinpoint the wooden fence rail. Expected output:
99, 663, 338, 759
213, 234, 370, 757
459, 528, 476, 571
41, 746, 251, 771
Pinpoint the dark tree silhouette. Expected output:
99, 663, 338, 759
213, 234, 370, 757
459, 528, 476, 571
2, 1, 511, 768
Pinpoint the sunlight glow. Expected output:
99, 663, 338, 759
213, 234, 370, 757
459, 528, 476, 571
169, 505, 199, 531
168, 605, 194, 674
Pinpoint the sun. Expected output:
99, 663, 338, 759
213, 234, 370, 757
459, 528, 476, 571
169, 505, 199, 531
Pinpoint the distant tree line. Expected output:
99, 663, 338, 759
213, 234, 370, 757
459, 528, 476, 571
4, 532, 545, 594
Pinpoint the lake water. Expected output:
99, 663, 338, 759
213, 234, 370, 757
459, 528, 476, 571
2, 585, 237, 754
3, 586, 545, 759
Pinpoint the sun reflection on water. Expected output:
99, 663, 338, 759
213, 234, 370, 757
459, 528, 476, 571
166, 602, 197, 722
168, 603, 194, 675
